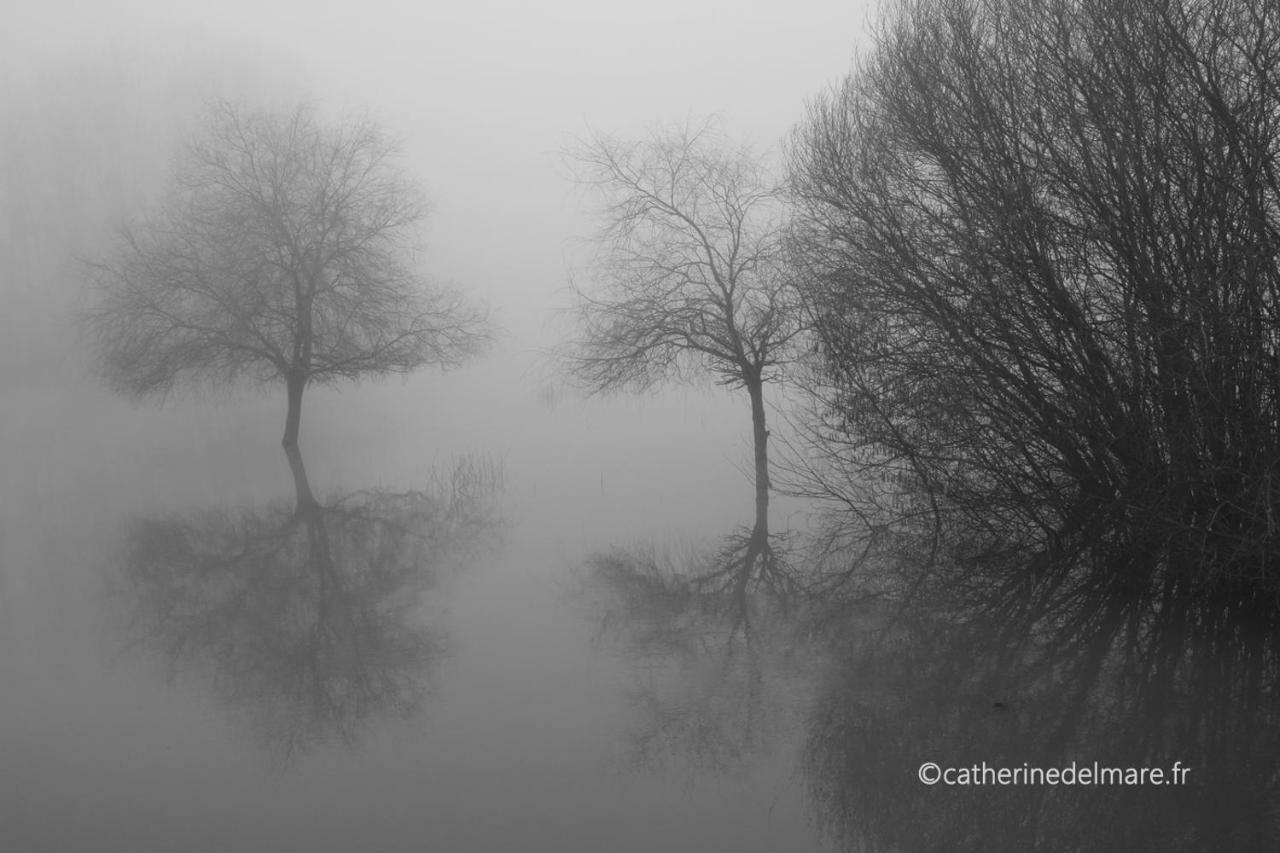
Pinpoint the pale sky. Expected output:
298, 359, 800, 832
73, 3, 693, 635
5, 0, 875, 354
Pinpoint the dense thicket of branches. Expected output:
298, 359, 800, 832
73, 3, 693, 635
87, 100, 490, 446
789, 0, 1280, 608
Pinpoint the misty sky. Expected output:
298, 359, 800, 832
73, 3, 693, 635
4, 0, 874, 354
0, 0, 883, 551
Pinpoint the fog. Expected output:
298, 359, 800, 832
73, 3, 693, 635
11, 2, 1275, 850
1, 2, 868, 850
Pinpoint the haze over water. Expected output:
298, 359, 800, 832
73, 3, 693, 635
2, 2, 868, 846
7, 1, 1277, 851
1, 366, 826, 850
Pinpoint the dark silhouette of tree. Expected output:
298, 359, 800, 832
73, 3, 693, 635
87, 100, 491, 446
565, 120, 804, 607
789, 0, 1280, 606
114, 447, 501, 766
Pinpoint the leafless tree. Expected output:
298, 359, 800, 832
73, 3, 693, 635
788, 0, 1280, 609
86, 99, 491, 446
565, 120, 805, 603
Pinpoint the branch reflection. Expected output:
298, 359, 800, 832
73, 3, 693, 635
115, 447, 502, 766
805, 589, 1280, 852
581, 538, 1280, 849
581, 544, 818, 777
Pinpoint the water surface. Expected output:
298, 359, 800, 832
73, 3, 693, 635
0, 368, 827, 852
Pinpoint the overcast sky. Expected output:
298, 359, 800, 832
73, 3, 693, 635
5, 0, 875, 355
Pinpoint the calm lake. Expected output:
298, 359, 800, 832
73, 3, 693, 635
0, 355, 830, 852
6, 349, 1280, 851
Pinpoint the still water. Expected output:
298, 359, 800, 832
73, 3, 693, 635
7, 357, 1280, 851
0, 361, 828, 852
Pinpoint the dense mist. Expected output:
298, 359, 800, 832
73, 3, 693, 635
6, 1, 1280, 851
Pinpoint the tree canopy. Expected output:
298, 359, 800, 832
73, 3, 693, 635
566, 120, 801, 394
87, 99, 490, 445
790, 0, 1280, 605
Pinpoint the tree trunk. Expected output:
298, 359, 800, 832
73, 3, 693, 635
729, 374, 773, 619
283, 443, 318, 508
746, 375, 771, 550
283, 372, 306, 447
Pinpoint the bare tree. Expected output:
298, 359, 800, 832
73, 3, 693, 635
565, 120, 804, 602
87, 99, 491, 446
789, 0, 1280, 608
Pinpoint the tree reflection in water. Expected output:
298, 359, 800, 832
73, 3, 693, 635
113, 446, 502, 766
804, 587, 1280, 852
581, 540, 1280, 849
580, 544, 821, 777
